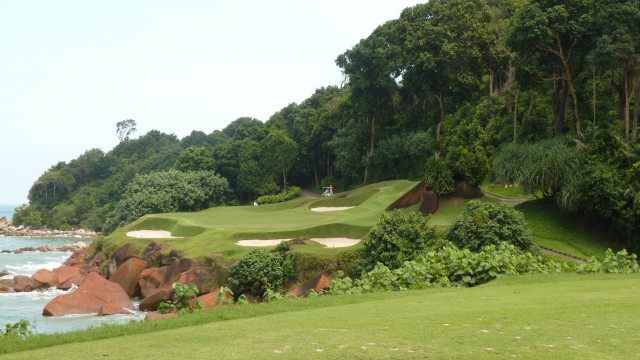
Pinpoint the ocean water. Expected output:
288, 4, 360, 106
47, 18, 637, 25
0, 206, 145, 334
0, 204, 19, 221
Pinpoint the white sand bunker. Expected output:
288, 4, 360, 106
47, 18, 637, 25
126, 230, 181, 239
310, 238, 361, 248
236, 238, 361, 248
311, 206, 355, 212
236, 239, 290, 247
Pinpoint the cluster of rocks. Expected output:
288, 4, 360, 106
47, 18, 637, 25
1, 239, 334, 320
1, 241, 89, 254
0, 216, 98, 237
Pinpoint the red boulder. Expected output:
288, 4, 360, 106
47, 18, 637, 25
32, 269, 59, 289
287, 273, 333, 297
98, 304, 132, 316
109, 257, 148, 297
43, 272, 133, 316
13, 275, 34, 292
52, 265, 88, 290
144, 311, 177, 321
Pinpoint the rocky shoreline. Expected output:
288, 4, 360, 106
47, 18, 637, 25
0, 216, 98, 238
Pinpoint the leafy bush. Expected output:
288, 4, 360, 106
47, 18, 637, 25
576, 249, 639, 274
445, 146, 490, 186
256, 186, 302, 205
360, 211, 440, 271
446, 200, 533, 251
330, 242, 563, 294
158, 282, 203, 316
228, 249, 285, 295
424, 159, 455, 195
1, 320, 34, 340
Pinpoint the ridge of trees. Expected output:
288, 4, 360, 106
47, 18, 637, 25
13, 0, 640, 250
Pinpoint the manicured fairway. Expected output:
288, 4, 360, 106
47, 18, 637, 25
3, 273, 639, 359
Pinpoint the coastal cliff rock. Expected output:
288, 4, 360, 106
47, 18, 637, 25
109, 257, 148, 297
137, 257, 208, 311
43, 272, 133, 316
64, 247, 103, 274
139, 258, 198, 298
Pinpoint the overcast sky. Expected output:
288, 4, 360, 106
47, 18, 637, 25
0, 0, 422, 204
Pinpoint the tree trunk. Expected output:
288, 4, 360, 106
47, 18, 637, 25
553, 79, 569, 137
363, 116, 376, 184
489, 69, 494, 96
566, 72, 583, 138
435, 93, 445, 160
633, 77, 639, 145
282, 170, 287, 191
592, 67, 597, 125
623, 67, 634, 143
513, 90, 519, 143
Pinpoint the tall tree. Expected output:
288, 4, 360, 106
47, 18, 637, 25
261, 129, 298, 190
509, 0, 595, 138
398, 0, 503, 158
590, 0, 640, 143
336, 21, 401, 183
116, 119, 137, 142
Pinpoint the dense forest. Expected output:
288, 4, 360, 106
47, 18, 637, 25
13, 0, 640, 250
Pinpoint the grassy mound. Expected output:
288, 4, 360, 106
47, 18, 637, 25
2, 273, 639, 358
104, 180, 419, 260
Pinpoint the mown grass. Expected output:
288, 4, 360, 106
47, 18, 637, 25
3, 273, 639, 359
104, 180, 418, 260
480, 181, 536, 199
517, 201, 615, 260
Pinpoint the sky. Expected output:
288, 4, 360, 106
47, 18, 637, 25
0, 0, 422, 204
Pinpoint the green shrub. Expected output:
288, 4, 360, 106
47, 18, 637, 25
576, 249, 639, 274
228, 249, 285, 295
445, 146, 490, 186
256, 186, 302, 205
330, 242, 563, 295
1, 320, 34, 340
361, 211, 440, 271
446, 200, 533, 251
424, 159, 455, 195
158, 282, 203, 316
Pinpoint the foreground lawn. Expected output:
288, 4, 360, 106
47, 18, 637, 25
3, 273, 639, 359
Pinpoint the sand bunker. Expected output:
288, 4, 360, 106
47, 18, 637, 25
236, 239, 290, 247
236, 238, 360, 248
309, 238, 361, 248
310, 206, 355, 212
126, 230, 181, 239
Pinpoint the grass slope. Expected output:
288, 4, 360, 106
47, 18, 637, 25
105, 180, 419, 260
3, 273, 639, 359
517, 201, 615, 260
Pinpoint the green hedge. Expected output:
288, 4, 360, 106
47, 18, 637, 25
256, 186, 302, 205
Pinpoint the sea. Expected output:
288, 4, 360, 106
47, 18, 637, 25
0, 204, 145, 334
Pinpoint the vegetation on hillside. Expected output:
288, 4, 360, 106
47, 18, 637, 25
12, 0, 640, 252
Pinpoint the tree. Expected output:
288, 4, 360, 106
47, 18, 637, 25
589, 0, 640, 143
116, 119, 137, 142
175, 146, 215, 172
509, 0, 595, 138
336, 20, 401, 183
261, 130, 298, 190
398, 0, 503, 158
